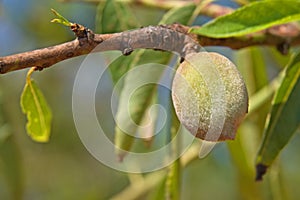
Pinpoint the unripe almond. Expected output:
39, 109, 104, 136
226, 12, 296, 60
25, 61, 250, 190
172, 52, 248, 141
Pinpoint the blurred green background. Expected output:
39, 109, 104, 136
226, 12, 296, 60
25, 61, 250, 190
0, 0, 300, 199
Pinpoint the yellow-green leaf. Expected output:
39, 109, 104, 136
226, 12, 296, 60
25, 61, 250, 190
51, 8, 72, 27
20, 72, 52, 142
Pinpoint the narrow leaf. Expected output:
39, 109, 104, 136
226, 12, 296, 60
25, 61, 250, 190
109, 51, 143, 85
50, 8, 72, 27
95, 0, 139, 88
114, 4, 197, 159
190, 1, 300, 38
160, 3, 196, 25
256, 52, 300, 180
20, 69, 52, 142
109, 2, 197, 85
138, 94, 158, 147
114, 60, 169, 160
248, 47, 270, 129
250, 48, 268, 91
95, 0, 139, 33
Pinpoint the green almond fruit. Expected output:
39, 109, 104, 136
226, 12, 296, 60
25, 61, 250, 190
172, 52, 248, 141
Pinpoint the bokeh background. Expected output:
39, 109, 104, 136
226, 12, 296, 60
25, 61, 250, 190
0, 0, 300, 199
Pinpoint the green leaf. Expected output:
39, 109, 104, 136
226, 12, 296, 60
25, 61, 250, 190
109, 51, 143, 86
114, 54, 170, 159
114, 4, 198, 158
95, 0, 139, 89
250, 48, 268, 91
137, 94, 158, 147
160, 3, 196, 25
109, 2, 198, 85
50, 8, 72, 27
190, 1, 300, 38
256, 52, 300, 180
247, 47, 270, 129
95, 0, 139, 33
20, 69, 52, 143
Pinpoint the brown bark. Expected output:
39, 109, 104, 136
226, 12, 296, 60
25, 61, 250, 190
1, 23, 300, 74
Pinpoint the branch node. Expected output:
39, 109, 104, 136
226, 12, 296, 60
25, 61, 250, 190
276, 41, 290, 55
70, 23, 97, 46
255, 164, 268, 181
71, 23, 86, 38
34, 66, 44, 71
0, 61, 4, 74
122, 47, 134, 56
86, 28, 96, 44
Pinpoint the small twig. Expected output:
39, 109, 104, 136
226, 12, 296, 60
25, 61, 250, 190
1, 22, 300, 74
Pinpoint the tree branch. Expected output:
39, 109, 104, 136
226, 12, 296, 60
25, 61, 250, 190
196, 22, 300, 51
1, 23, 300, 74
0, 24, 202, 74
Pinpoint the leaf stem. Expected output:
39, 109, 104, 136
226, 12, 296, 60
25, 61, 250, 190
26, 67, 36, 83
